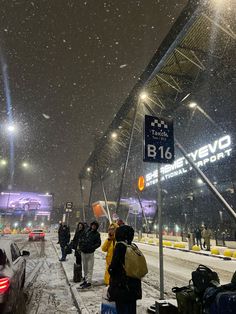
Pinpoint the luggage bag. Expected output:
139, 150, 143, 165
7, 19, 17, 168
208, 291, 236, 314
73, 263, 82, 283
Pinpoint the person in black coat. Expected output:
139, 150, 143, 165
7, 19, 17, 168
108, 225, 142, 314
72, 222, 85, 265
78, 221, 101, 289
59, 224, 70, 261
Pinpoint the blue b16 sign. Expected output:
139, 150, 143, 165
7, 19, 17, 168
143, 115, 174, 163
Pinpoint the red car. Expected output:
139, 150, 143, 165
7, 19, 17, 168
28, 229, 45, 241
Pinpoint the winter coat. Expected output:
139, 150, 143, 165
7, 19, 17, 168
79, 228, 101, 254
108, 225, 142, 303
72, 224, 85, 251
195, 228, 202, 239
202, 228, 211, 240
102, 223, 118, 285
59, 226, 70, 247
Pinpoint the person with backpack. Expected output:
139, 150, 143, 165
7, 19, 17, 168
108, 225, 144, 314
78, 220, 101, 289
102, 222, 118, 285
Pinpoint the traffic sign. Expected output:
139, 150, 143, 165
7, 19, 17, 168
143, 115, 174, 164
66, 202, 73, 209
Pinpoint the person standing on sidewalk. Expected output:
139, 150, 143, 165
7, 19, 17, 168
108, 225, 142, 314
72, 222, 85, 265
202, 225, 211, 251
59, 224, 70, 261
79, 221, 101, 289
195, 226, 203, 249
102, 222, 118, 285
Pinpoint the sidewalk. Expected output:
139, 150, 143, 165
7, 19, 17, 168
52, 241, 158, 313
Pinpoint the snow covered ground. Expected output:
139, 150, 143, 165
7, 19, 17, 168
10, 234, 236, 313
12, 234, 78, 314
53, 235, 236, 313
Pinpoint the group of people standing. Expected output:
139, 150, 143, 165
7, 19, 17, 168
58, 220, 101, 289
58, 219, 143, 314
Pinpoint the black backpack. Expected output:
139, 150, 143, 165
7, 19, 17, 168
192, 265, 220, 297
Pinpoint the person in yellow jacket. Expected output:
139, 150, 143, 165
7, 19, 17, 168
102, 223, 118, 285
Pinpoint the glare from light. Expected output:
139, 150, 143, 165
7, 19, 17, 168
87, 167, 91, 172
111, 132, 117, 139
7, 124, 16, 133
110, 169, 114, 174
175, 224, 180, 232
41, 222, 45, 227
189, 102, 197, 109
14, 222, 18, 228
27, 222, 32, 227
140, 92, 148, 100
22, 162, 29, 169
0, 159, 7, 166
154, 224, 157, 230
46, 192, 49, 195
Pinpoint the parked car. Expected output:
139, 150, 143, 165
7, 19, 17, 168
28, 229, 45, 241
9, 197, 41, 211
0, 239, 30, 313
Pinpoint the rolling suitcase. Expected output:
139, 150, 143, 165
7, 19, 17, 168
73, 263, 82, 283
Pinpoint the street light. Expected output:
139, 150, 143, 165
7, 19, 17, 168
87, 167, 91, 172
0, 159, 7, 166
189, 102, 197, 109
197, 178, 203, 185
22, 162, 29, 169
140, 92, 148, 100
111, 132, 118, 139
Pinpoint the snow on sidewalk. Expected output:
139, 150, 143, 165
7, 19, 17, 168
53, 241, 158, 313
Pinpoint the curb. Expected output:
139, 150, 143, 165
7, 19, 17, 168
137, 241, 233, 260
51, 240, 89, 314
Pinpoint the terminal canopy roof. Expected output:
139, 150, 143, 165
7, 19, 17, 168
79, 0, 236, 182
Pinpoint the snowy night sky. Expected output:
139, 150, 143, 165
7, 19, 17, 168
0, 0, 187, 205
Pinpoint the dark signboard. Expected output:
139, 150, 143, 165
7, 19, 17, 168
143, 115, 174, 163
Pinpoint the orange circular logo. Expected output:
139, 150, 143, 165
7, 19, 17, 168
138, 176, 145, 192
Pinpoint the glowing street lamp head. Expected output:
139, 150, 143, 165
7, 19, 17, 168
140, 92, 148, 100
7, 124, 16, 133
189, 102, 197, 109
0, 159, 7, 166
22, 162, 29, 169
111, 132, 117, 139
87, 167, 91, 172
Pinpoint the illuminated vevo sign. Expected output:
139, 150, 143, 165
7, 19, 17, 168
145, 135, 232, 187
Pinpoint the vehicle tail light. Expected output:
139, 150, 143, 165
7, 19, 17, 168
40, 233, 45, 237
29, 232, 33, 237
0, 277, 10, 294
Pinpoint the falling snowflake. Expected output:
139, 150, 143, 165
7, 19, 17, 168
42, 113, 50, 119
120, 64, 128, 68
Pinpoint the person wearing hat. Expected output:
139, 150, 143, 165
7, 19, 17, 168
78, 221, 101, 289
102, 222, 118, 285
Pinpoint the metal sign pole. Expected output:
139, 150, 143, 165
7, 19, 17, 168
157, 164, 164, 300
